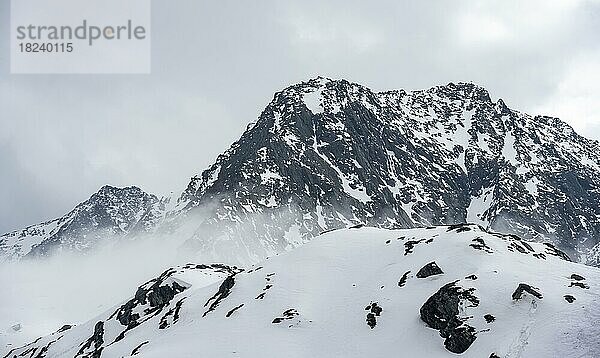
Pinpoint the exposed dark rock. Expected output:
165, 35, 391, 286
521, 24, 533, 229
465, 274, 477, 280
76, 321, 104, 358
416, 262, 444, 278
246, 266, 263, 273
12, 336, 61, 358
520, 241, 534, 252
398, 271, 411, 287
203, 275, 237, 317
543, 243, 571, 262
159, 298, 186, 329
511, 243, 526, 254
508, 241, 533, 254
110, 267, 194, 343
27, 337, 60, 358
484, 314, 496, 323
564, 295, 576, 303
420, 282, 479, 354
444, 326, 477, 354
254, 275, 275, 300
147, 283, 186, 308
131, 341, 148, 356
569, 282, 589, 289
57, 324, 72, 333
570, 274, 585, 281
366, 313, 377, 329
272, 309, 299, 324
447, 224, 472, 233
471, 237, 493, 253
366, 302, 382, 316
173, 299, 184, 322
512, 283, 543, 300
226, 304, 245, 318
365, 302, 382, 329
404, 239, 425, 255
115, 268, 188, 330
320, 227, 338, 235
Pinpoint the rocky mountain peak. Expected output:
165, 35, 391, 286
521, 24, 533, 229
0, 185, 165, 261
4, 78, 600, 267
88, 185, 152, 206
171, 78, 600, 265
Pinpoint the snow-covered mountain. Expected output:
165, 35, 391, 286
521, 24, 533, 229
5, 225, 600, 358
4, 78, 600, 266
173, 77, 600, 265
0, 186, 166, 261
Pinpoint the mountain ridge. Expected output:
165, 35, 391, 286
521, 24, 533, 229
0, 185, 167, 261
3, 77, 600, 266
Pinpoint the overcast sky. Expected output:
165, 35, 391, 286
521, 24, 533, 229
0, 0, 599, 233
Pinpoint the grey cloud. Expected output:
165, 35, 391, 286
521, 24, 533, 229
0, 0, 599, 233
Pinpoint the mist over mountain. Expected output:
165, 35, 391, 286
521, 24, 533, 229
0, 186, 166, 261
4, 77, 600, 267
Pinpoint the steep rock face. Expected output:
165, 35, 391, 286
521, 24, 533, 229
420, 282, 479, 353
171, 77, 600, 264
0, 186, 165, 261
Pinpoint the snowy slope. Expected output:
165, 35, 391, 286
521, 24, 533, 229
6, 225, 600, 358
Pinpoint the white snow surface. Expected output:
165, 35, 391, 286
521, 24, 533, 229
467, 187, 495, 227
502, 131, 519, 166
5, 225, 600, 358
303, 90, 323, 114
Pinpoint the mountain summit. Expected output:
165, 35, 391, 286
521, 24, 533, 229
3, 78, 600, 265
0, 185, 165, 261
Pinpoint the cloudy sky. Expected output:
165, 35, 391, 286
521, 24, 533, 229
0, 0, 599, 233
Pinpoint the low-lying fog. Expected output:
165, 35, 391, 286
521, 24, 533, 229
0, 204, 302, 354
0, 234, 196, 352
